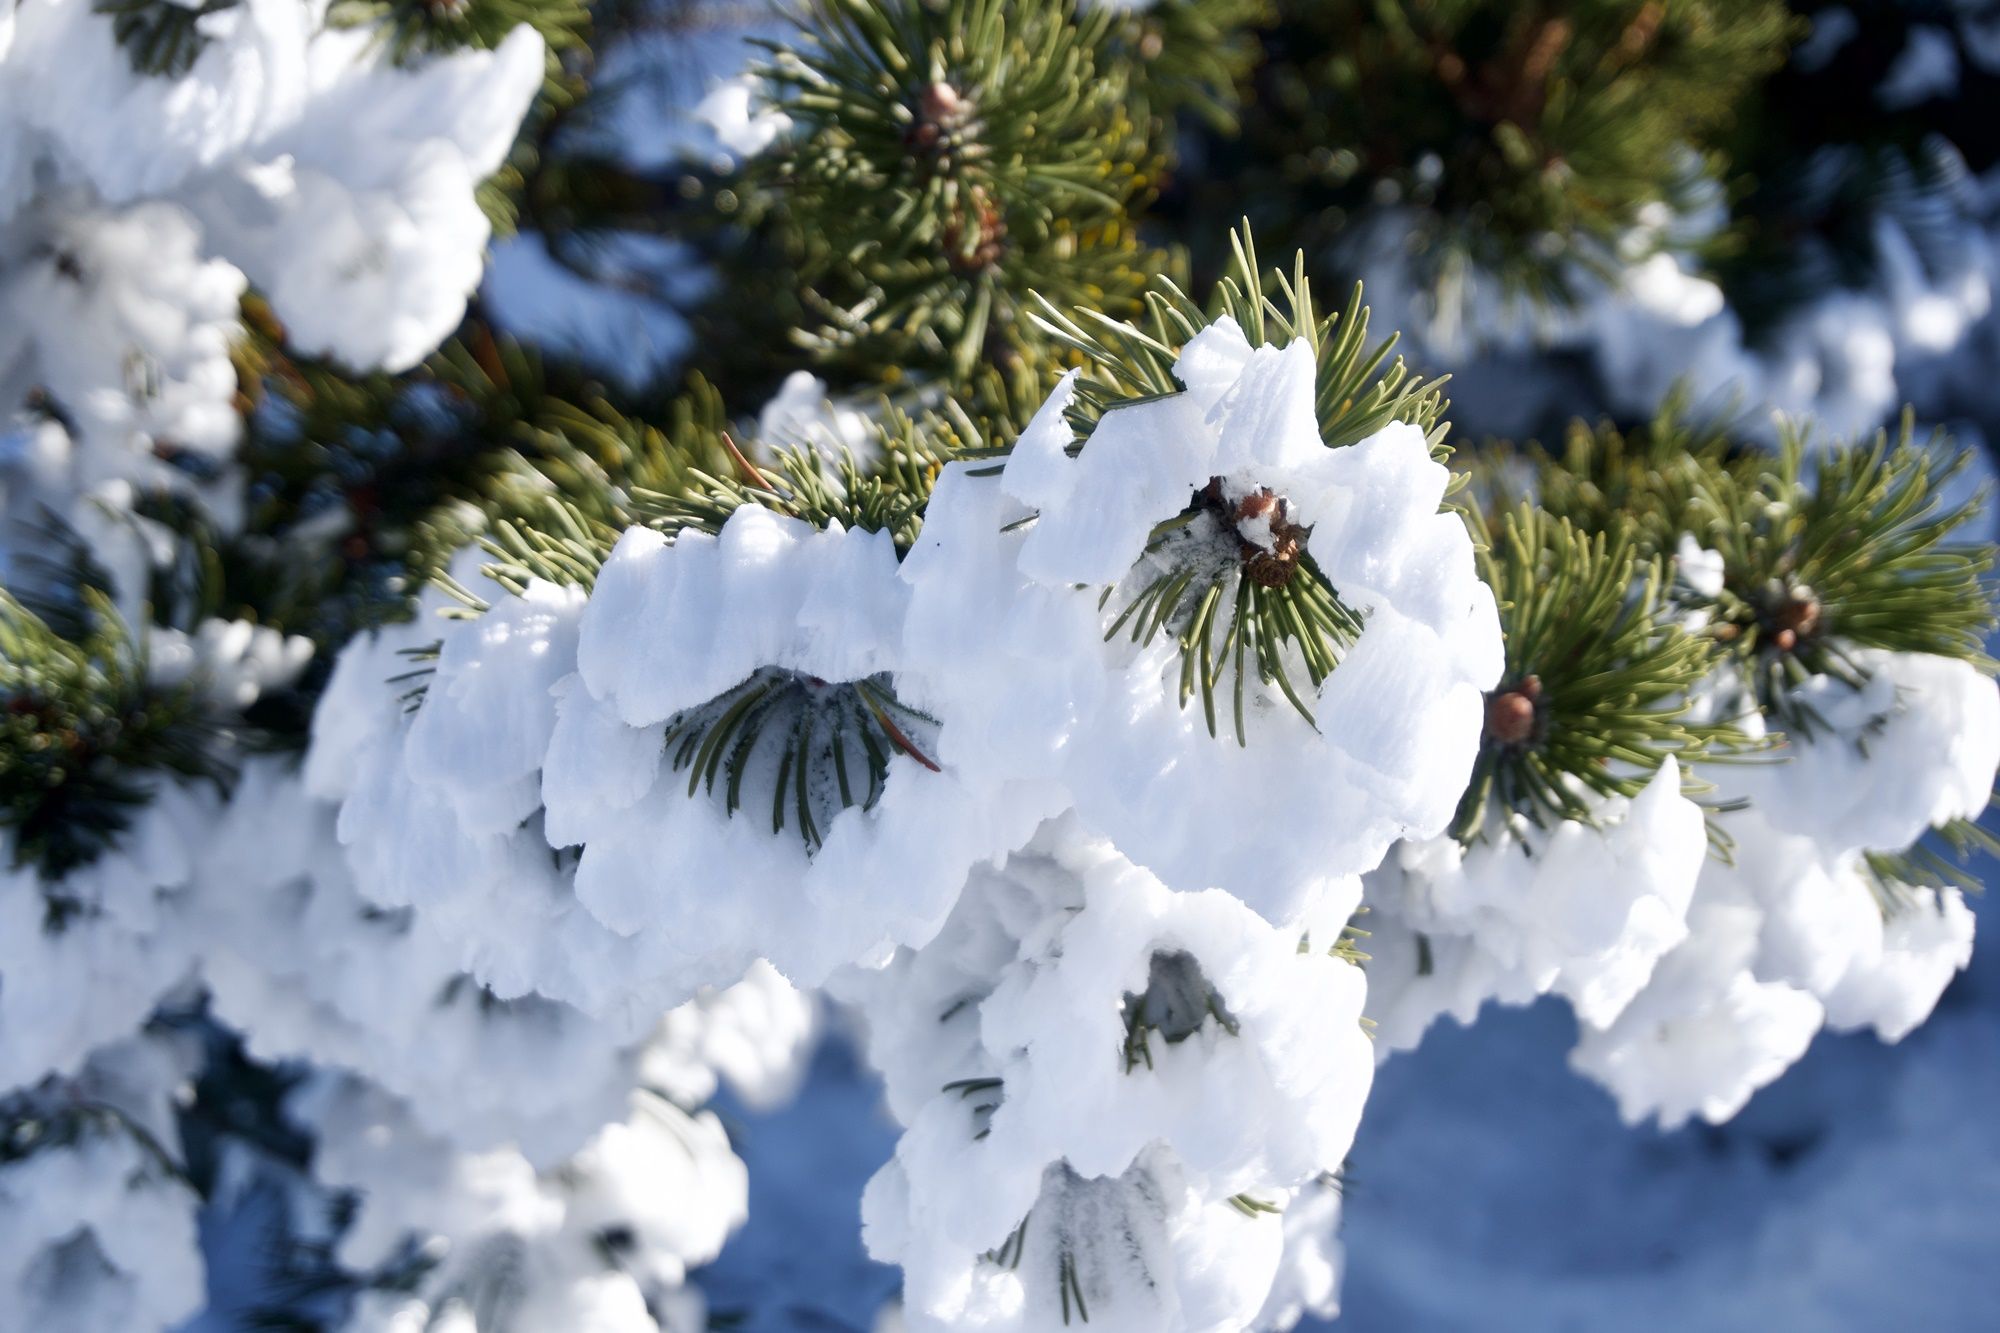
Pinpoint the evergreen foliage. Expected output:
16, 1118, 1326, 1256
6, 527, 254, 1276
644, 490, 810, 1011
9, 1, 2000, 1327
752, 0, 1160, 384
1, 594, 229, 880
1182, 0, 1797, 305
93, 0, 240, 76
1032, 224, 1450, 447
1448, 504, 1723, 839
1526, 410, 1997, 727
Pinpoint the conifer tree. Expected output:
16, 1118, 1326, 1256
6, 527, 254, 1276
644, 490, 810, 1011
3, 2, 1998, 1329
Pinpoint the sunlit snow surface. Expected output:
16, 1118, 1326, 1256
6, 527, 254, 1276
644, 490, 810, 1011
690, 878, 2000, 1331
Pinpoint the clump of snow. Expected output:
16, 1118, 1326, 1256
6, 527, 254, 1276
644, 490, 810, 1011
1570, 895, 1828, 1130
0, 0, 547, 618
903, 319, 1502, 921
0, 785, 213, 1092
0, 1084, 204, 1333
1730, 649, 2000, 859
1564, 648, 1998, 1128
319, 512, 1047, 1022
148, 617, 314, 712
294, 1073, 744, 1333
0, 190, 245, 468
1, 1, 543, 376
755, 370, 878, 467
849, 817, 1373, 1332
694, 73, 793, 162
1364, 759, 1709, 1053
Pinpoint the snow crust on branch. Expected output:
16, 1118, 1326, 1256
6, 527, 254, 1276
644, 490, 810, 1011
1361, 612, 1997, 1132
0, 0, 546, 605
848, 817, 1371, 1333
903, 318, 1502, 921
1364, 758, 1710, 1054
319, 514, 1050, 1019
0, 1032, 204, 1333
1570, 648, 1995, 1127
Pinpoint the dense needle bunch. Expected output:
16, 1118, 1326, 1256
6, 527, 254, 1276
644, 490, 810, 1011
1683, 420, 1996, 723
1196, 0, 1796, 305
755, 0, 1158, 380
1, 594, 227, 879
1448, 504, 1721, 838
326, 0, 590, 63
6, 2, 2000, 1329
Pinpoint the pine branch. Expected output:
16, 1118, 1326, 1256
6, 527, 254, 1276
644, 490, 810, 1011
1029, 221, 1451, 451
1015, 222, 1449, 738
753, 0, 1161, 385
1, 593, 233, 881
1448, 503, 1728, 840
1683, 415, 1997, 730
1864, 812, 2000, 900
327, 0, 590, 64
1176, 0, 1796, 310
1119, 949, 1239, 1073
93, 0, 239, 77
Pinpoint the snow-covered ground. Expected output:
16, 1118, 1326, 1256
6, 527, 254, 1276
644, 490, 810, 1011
696, 872, 2000, 1330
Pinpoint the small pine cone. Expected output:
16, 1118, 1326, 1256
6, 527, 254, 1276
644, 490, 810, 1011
1233, 488, 1306, 587
1233, 489, 1282, 527
907, 81, 970, 158
1243, 525, 1305, 588
943, 186, 1007, 273
1770, 589, 1821, 652
1485, 676, 1543, 745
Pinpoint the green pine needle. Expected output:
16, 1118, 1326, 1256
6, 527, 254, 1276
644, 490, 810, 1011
1, 592, 232, 882
326, 0, 589, 64
1863, 813, 2000, 901
1682, 416, 1997, 731
661, 668, 940, 852
1016, 221, 1448, 739
1031, 221, 1451, 452
93, 0, 239, 77
755, 0, 1158, 384
1202, 0, 1797, 310
1448, 503, 1727, 841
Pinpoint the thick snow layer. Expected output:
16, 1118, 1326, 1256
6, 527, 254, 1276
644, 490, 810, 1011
149, 618, 314, 712
642, 961, 821, 1114
0, 191, 245, 462
1570, 894, 1828, 1130
1730, 649, 2000, 859
0, 0, 544, 387
850, 817, 1372, 1332
1318, 882, 2000, 1332
1363, 759, 1709, 1052
1353, 635, 1996, 1136
292, 1073, 744, 1332
320, 580, 668, 1025
904, 320, 1501, 921
185, 758, 641, 1165
755, 371, 878, 467
0, 0, 545, 627
191, 20, 543, 371
0, 1104, 204, 1333
0, 783, 214, 1091
321, 514, 1050, 1020
635, 910, 2000, 1333
1556, 646, 1998, 1127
